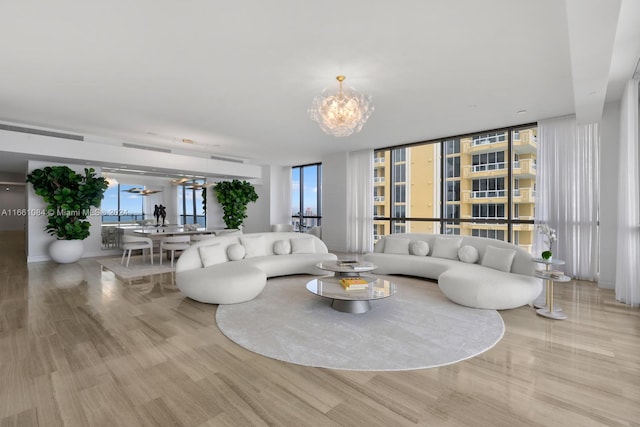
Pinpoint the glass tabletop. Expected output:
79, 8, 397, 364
532, 257, 566, 266
316, 260, 377, 273
306, 276, 396, 301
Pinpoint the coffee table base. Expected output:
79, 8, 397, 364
331, 299, 371, 314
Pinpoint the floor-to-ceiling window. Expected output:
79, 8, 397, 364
291, 163, 322, 231
178, 180, 206, 226
101, 183, 146, 223
373, 124, 537, 252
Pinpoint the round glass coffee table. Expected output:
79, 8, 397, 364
306, 276, 397, 314
315, 260, 377, 277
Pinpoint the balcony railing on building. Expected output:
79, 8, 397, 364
374, 157, 385, 164
374, 196, 385, 202
462, 187, 535, 203
373, 177, 385, 183
464, 159, 537, 179
512, 158, 537, 176
472, 162, 506, 173
472, 133, 507, 147
471, 189, 507, 199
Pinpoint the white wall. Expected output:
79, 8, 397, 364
241, 164, 292, 233
269, 165, 292, 225
598, 101, 621, 289
244, 166, 271, 233
243, 182, 270, 233
205, 186, 225, 230
27, 160, 104, 262
0, 172, 27, 231
321, 152, 349, 252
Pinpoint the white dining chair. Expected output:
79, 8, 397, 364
120, 234, 154, 267
190, 233, 217, 243
159, 235, 191, 267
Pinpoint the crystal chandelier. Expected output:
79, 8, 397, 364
309, 75, 374, 137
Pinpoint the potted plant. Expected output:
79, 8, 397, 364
213, 179, 259, 229
26, 166, 109, 263
537, 223, 557, 260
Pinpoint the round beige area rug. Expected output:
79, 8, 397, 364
216, 274, 505, 371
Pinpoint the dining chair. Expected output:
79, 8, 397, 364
120, 234, 154, 267
159, 235, 191, 267
190, 233, 217, 243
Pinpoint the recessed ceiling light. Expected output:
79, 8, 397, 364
517, 109, 527, 114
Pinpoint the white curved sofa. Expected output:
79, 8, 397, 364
175, 232, 337, 304
363, 233, 542, 310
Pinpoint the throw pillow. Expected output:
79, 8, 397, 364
482, 245, 517, 272
383, 238, 411, 254
431, 237, 463, 260
273, 239, 291, 255
458, 245, 479, 263
240, 236, 267, 258
410, 240, 429, 256
198, 244, 228, 267
291, 238, 315, 254
226, 243, 245, 261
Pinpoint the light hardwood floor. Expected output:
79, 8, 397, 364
1, 230, 639, 426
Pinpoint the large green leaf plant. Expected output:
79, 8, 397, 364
26, 166, 109, 240
213, 179, 259, 229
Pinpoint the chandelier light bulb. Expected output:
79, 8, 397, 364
309, 75, 374, 137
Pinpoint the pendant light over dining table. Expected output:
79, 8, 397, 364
309, 75, 374, 137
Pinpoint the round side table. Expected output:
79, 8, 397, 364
532, 258, 570, 320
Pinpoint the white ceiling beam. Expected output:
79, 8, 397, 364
565, 0, 621, 124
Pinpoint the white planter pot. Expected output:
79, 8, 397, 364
49, 239, 84, 264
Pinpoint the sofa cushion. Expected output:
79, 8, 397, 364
458, 245, 479, 263
198, 243, 228, 267
431, 237, 463, 260
241, 236, 267, 258
227, 243, 246, 261
410, 240, 429, 256
482, 245, 516, 272
384, 238, 410, 254
291, 238, 315, 254
273, 239, 291, 255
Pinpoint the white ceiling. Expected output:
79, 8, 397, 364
0, 0, 639, 171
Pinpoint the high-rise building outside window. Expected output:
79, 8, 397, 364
373, 124, 537, 253
291, 163, 322, 232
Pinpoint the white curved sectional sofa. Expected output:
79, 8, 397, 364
175, 232, 337, 304
363, 233, 542, 310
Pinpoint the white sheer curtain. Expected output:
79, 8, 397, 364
536, 116, 599, 280
615, 78, 640, 306
346, 149, 373, 253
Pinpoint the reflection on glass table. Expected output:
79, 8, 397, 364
306, 275, 396, 314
